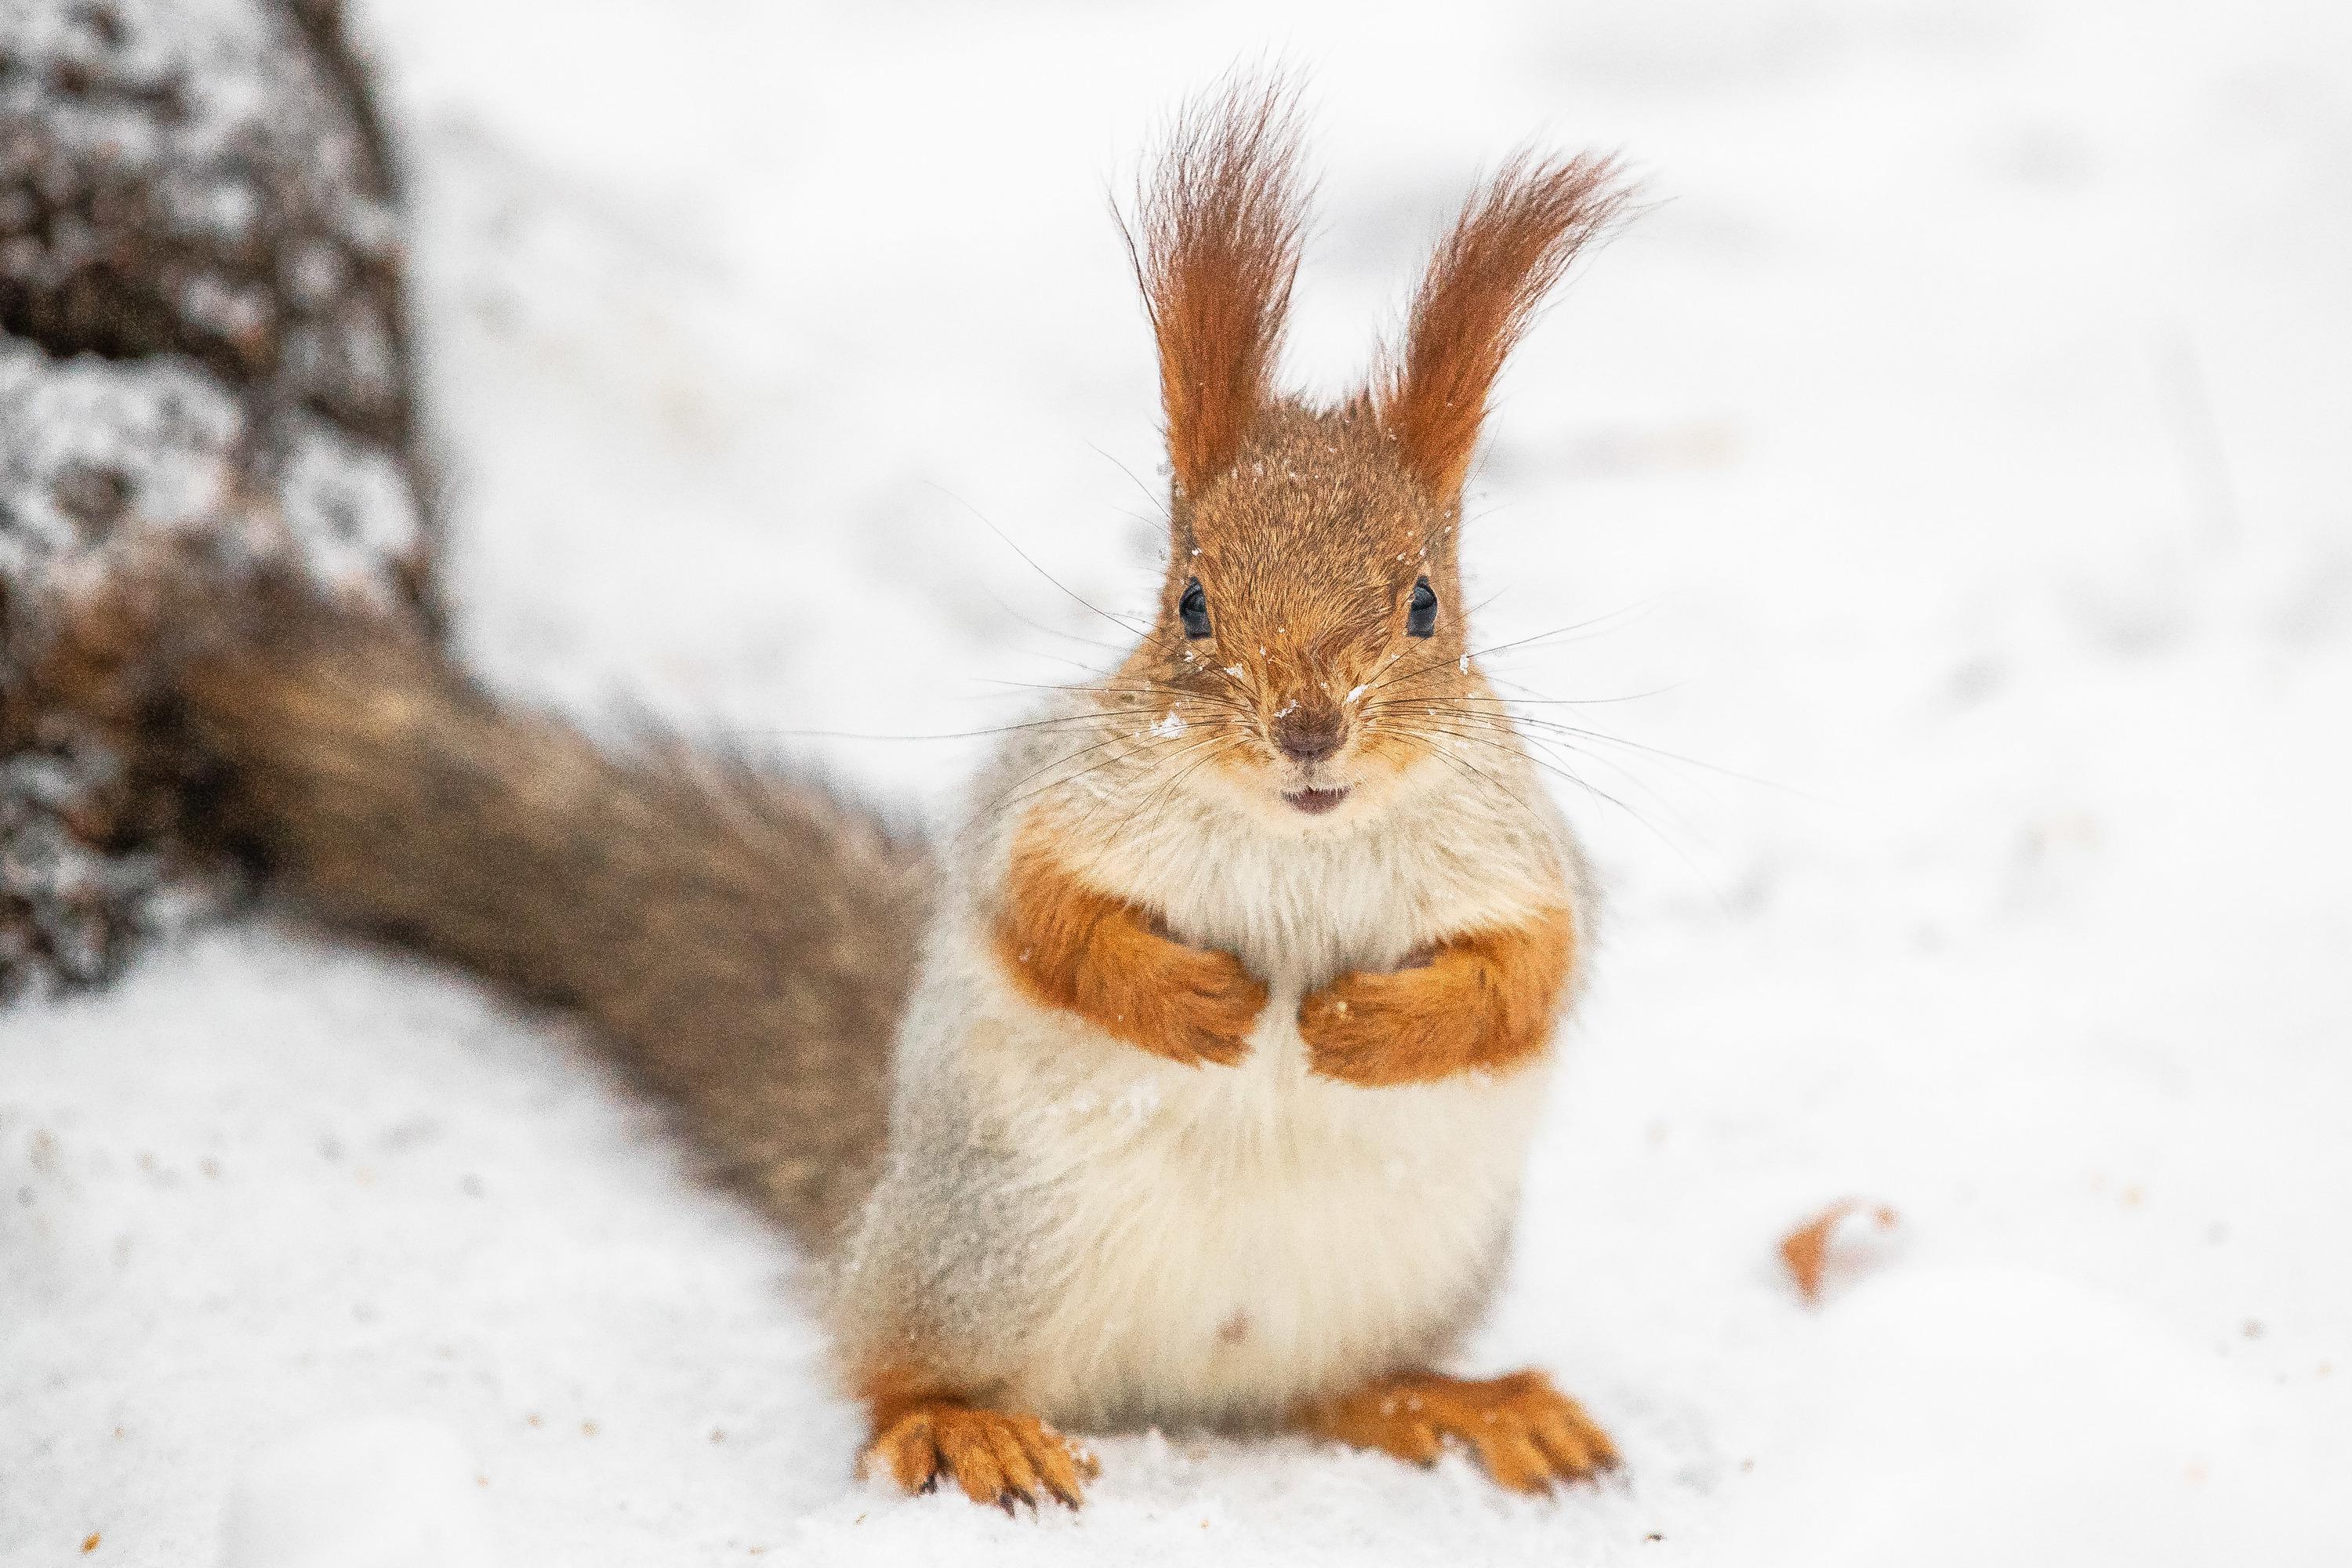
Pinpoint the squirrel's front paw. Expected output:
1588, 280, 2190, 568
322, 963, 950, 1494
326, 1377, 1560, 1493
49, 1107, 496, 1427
1138, 942, 1268, 1066
1298, 964, 1461, 1086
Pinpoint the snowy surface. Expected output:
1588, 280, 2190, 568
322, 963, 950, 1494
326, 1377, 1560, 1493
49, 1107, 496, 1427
5, 0, 2350, 1562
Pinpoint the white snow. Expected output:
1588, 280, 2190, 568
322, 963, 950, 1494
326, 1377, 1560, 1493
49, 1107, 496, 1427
5, 0, 2350, 1563
219, 1417, 501, 1568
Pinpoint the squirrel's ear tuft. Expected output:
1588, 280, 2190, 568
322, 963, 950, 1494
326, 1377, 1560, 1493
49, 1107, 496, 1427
1374, 152, 1632, 503
1122, 74, 1310, 500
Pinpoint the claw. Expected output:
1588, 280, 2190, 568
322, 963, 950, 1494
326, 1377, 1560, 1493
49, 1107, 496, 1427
1301, 1369, 1617, 1493
861, 1398, 1094, 1511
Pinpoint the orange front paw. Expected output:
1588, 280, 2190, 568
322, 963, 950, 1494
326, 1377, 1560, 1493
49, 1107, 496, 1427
996, 829, 1267, 1067
1301, 913, 1572, 1085
860, 1398, 1098, 1509
1297, 965, 1462, 1086
1301, 1370, 1619, 1494
1142, 940, 1269, 1066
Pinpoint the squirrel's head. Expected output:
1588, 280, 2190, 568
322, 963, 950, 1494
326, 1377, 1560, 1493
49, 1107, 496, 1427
1112, 78, 1628, 823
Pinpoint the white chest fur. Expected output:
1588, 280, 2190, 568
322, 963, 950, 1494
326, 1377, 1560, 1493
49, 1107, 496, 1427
965, 992, 1546, 1428
936, 752, 1573, 1429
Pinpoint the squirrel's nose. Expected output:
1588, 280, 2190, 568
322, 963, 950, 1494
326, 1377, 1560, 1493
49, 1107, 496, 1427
1270, 704, 1346, 764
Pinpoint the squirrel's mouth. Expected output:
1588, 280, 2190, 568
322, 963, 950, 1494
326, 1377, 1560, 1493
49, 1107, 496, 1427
1283, 786, 1351, 816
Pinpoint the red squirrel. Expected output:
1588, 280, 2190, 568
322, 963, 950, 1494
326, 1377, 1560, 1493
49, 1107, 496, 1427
29, 78, 1632, 1508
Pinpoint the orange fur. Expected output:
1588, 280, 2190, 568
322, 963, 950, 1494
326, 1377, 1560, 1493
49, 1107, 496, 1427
996, 822, 1269, 1066
1375, 153, 1632, 500
1122, 405, 1473, 808
1109, 85, 1631, 815
855, 1365, 1097, 1508
1122, 74, 1308, 498
1297, 906, 1574, 1086
1300, 1370, 1618, 1492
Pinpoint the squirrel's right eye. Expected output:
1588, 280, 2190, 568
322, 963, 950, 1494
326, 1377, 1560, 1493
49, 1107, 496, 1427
1407, 576, 1438, 637
1179, 579, 1212, 639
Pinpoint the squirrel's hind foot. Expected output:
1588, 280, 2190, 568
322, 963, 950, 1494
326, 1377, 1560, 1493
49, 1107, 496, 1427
1301, 1369, 1619, 1494
859, 1397, 1098, 1511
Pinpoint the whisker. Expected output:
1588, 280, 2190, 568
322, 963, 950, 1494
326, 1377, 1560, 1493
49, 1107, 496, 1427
740, 710, 1131, 745
1384, 699, 1833, 807
1379, 705, 1711, 836
1375, 729, 1552, 820
1382, 719, 1700, 863
975, 585, 1137, 662
1085, 438, 1174, 524
1472, 672, 1687, 707
1360, 596, 1675, 700
994, 724, 1170, 805
975, 677, 1258, 717
926, 480, 1185, 655
1012, 728, 1243, 822
1124, 735, 1247, 827
1400, 720, 1722, 899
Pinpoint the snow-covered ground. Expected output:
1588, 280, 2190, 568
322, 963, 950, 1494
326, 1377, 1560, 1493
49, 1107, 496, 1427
6, 0, 2350, 1561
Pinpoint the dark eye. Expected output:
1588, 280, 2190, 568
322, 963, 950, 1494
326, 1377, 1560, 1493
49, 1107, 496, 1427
1406, 576, 1438, 638
1179, 578, 1213, 639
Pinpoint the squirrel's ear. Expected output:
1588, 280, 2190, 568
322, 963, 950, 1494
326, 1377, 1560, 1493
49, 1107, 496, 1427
1122, 76, 1309, 500
1374, 152, 1632, 503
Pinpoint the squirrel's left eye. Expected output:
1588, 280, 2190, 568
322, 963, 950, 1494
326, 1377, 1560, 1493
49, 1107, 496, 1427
1179, 579, 1213, 639
1406, 576, 1438, 638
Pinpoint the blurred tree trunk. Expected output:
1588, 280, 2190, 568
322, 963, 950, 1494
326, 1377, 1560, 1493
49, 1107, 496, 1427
0, 0, 437, 996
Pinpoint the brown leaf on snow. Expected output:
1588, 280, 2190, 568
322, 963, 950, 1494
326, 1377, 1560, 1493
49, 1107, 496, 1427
1780, 1199, 1900, 1304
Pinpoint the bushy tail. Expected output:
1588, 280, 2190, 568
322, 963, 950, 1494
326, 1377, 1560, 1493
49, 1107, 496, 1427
48, 581, 928, 1246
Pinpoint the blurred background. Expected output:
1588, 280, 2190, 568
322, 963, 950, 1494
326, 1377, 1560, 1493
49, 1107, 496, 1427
4, 1, 2347, 1563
